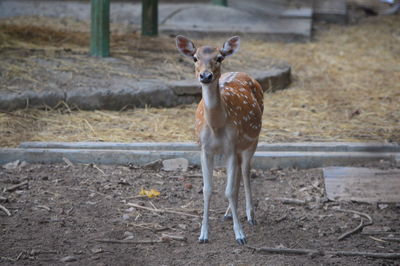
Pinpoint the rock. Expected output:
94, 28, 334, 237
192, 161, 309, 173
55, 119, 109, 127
143, 159, 163, 170
162, 158, 189, 172
184, 183, 193, 190
177, 224, 187, 230
123, 231, 134, 240
2, 160, 27, 170
125, 207, 135, 212
378, 203, 389, 210
90, 247, 103, 254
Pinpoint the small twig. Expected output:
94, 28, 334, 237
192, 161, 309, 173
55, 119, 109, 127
84, 119, 96, 134
247, 246, 322, 256
338, 218, 365, 241
247, 246, 400, 259
91, 164, 106, 176
0, 204, 11, 216
334, 208, 373, 224
37, 205, 51, 211
62, 157, 74, 167
149, 201, 158, 210
95, 239, 165, 244
0, 251, 23, 262
161, 233, 187, 241
123, 195, 148, 200
4, 181, 28, 192
127, 202, 208, 219
0, 196, 8, 202
266, 197, 306, 205
169, 174, 203, 179
333, 208, 373, 241
381, 237, 400, 243
128, 222, 169, 232
369, 236, 387, 243
15, 252, 23, 261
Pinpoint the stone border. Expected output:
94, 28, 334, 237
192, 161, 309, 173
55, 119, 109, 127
19, 141, 400, 153
1, 142, 398, 170
0, 66, 291, 111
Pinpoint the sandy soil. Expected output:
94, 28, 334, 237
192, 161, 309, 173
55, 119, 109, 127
1, 160, 399, 265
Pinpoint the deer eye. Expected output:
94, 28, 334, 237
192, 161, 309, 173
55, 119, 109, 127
193, 56, 198, 63
216, 56, 224, 63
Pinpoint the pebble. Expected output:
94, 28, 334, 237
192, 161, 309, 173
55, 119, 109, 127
162, 158, 189, 172
378, 203, 389, 210
60, 255, 78, 263
123, 231, 134, 240
90, 247, 103, 254
184, 183, 192, 190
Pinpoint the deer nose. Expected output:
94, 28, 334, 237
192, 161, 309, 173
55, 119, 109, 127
200, 71, 213, 84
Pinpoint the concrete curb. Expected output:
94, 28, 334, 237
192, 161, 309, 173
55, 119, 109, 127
19, 141, 400, 153
0, 67, 290, 111
1, 142, 398, 170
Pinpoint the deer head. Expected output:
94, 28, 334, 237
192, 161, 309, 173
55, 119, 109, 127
176, 35, 240, 85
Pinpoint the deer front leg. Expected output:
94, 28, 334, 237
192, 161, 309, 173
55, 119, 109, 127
225, 154, 246, 244
199, 149, 214, 243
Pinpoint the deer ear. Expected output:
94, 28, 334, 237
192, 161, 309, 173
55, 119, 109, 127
220, 36, 240, 57
176, 35, 196, 58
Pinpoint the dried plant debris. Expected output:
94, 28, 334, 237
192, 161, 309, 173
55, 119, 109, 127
0, 15, 399, 147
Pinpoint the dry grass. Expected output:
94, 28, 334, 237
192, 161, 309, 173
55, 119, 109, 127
0, 15, 399, 147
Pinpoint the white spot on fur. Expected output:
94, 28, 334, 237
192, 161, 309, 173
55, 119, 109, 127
219, 72, 238, 86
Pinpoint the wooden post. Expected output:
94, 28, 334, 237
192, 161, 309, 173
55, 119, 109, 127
142, 0, 158, 36
212, 0, 228, 6
90, 0, 110, 57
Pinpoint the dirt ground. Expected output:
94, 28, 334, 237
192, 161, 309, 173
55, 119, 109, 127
1, 160, 399, 265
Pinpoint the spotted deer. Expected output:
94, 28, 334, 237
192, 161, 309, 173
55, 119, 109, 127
176, 36, 264, 244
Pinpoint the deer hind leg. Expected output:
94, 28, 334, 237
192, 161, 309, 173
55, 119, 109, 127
225, 153, 246, 244
241, 145, 257, 225
199, 149, 214, 243
223, 155, 241, 220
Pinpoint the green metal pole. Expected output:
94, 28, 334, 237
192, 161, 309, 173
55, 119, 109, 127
142, 0, 158, 36
212, 0, 228, 6
90, 0, 110, 57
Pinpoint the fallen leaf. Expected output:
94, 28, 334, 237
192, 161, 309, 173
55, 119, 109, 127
139, 188, 160, 198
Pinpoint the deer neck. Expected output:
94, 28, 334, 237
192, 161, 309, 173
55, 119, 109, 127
201, 80, 226, 131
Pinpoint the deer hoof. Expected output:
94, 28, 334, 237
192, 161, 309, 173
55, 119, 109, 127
223, 214, 232, 221
236, 237, 247, 245
198, 238, 209, 244
248, 218, 257, 226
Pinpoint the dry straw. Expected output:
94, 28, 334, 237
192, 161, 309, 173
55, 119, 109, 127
0, 15, 399, 147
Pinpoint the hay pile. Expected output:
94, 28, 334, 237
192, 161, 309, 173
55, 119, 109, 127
0, 15, 399, 147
